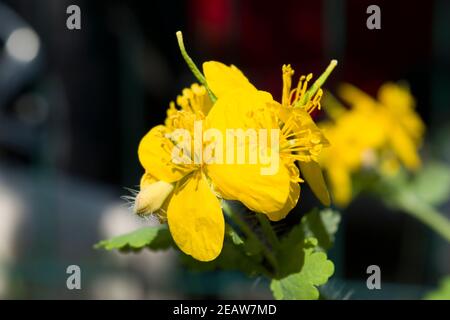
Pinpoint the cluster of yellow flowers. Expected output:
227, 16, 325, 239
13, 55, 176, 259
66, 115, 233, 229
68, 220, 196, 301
134, 61, 334, 261
319, 83, 425, 206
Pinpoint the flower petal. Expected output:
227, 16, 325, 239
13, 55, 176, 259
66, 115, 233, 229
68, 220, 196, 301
167, 172, 224, 261
390, 127, 421, 170
205, 89, 275, 132
138, 125, 194, 183
203, 61, 257, 98
205, 89, 292, 216
327, 165, 352, 207
207, 162, 291, 217
265, 180, 300, 221
140, 172, 158, 188
338, 83, 378, 112
299, 161, 331, 206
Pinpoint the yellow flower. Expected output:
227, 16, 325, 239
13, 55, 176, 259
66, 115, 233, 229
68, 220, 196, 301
339, 83, 424, 172
377, 83, 425, 170
319, 82, 425, 206
203, 61, 331, 216
203, 88, 299, 221
319, 108, 385, 206
279, 64, 331, 207
136, 84, 224, 262
135, 61, 333, 261
135, 79, 312, 260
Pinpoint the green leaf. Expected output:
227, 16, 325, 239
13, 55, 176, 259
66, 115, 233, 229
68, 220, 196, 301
275, 208, 339, 277
301, 209, 341, 251
270, 245, 334, 300
424, 276, 450, 300
180, 240, 266, 276
182, 224, 265, 276
94, 225, 173, 251
275, 222, 308, 277
377, 165, 450, 242
227, 225, 244, 246
270, 209, 337, 299
407, 162, 450, 206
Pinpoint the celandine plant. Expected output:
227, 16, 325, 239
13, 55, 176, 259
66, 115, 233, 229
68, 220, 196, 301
318, 83, 450, 298
320, 83, 450, 242
96, 31, 341, 300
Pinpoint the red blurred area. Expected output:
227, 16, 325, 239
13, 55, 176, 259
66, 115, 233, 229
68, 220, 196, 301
190, 0, 433, 104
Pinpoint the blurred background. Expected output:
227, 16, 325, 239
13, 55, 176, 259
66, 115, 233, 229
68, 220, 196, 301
0, 0, 449, 299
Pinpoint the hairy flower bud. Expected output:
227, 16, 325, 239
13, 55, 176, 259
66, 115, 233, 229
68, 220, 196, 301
134, 181, 174, 216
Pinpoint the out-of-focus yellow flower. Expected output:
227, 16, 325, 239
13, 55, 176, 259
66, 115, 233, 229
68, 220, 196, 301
320, 82, 425, 206
203, 61, 331, 214
378, 83, 425, 170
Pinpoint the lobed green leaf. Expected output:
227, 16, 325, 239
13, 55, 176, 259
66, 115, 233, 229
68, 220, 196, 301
94, 225, 173, 251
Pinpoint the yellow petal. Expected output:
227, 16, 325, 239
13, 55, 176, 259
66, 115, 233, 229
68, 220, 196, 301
207, 162, 291, 217
265, 180, 300, 221
203, 61, 257, 98
299, 161, 331, 206
390, 127, 421, 170
138, 125, 194, 183
167, 171, 224, 261
338, 83, 378, 112
205, 89, 275, 132
378, 83, 414, 112
140, 172, 157, 188
205, 89, 292, 216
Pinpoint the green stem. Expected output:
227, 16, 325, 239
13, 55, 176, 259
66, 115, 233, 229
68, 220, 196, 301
224, 223, 272, 278
296, 59, 338, 107
176, 31, 217, 103
256, 213, 279, 249
394, 190, 450, 242
222, 201, 279, 276
222, 202, 253, 238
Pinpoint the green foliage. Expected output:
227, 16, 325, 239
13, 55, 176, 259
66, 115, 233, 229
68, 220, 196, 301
273, 223, 308, 277
406, 162, 450, 206
424, 276, 450, 300
374, 162, 450, 208
352, 161, 450, 242
271, 245, 334, 300
269, 209, 337, 299
227, 225, 244, 246
94, 225, 173, 251
226, 225, 262, 257
96, 207, 340, 300
180, 224, 266, 276
180, 240, 266, 276
301, 208, 341, 251
274, 208, 339, 277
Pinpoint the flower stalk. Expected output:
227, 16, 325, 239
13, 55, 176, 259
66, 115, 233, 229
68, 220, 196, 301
394, 190, 450, 242
256, 213, 280, 249
176, 31, 217, 103
222, 201, 279, 277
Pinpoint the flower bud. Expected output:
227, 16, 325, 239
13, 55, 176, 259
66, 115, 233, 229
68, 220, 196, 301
134, 180, 174, 216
